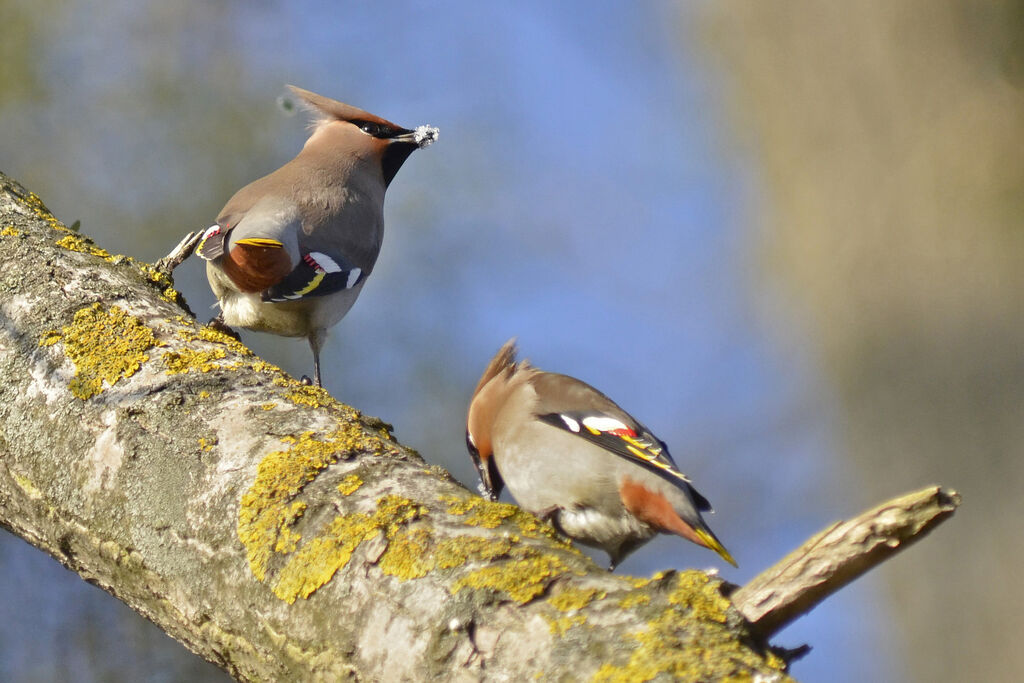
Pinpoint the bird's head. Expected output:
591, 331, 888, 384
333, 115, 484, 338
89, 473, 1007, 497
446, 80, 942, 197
287, 85, 438, 187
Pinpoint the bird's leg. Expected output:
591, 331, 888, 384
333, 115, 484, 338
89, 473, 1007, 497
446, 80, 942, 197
536, 506, 570, 537
155, 231, 202, 275
307, 329, 326, 388
207, 312, 242, 341
536, 506, 561, 522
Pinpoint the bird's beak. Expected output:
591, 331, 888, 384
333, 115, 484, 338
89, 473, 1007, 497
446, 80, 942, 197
391, 125, 439, 149
466, 431, 503, 501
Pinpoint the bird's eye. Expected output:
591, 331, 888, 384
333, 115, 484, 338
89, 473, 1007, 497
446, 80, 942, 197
353, 120, 382, 136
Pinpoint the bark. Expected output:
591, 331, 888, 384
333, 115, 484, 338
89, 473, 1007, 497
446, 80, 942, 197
732, 486, 961, 638
0, 172, 954, 681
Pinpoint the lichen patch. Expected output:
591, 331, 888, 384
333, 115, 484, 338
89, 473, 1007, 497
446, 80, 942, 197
40, 303, 160, 399
236, 423, 388, 595
591, 571, 792, 682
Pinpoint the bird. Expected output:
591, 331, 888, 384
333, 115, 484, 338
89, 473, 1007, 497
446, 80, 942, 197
194, 85, 438, 386
466, 340, 736, 571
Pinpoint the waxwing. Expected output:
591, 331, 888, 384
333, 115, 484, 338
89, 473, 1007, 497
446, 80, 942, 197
195, 86, 438, 386
466, 340, 736, 570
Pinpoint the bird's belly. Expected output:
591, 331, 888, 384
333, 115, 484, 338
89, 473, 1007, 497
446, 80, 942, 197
219, 293, 309, 337
557, 506, 654, 550
217, 286, 364, 338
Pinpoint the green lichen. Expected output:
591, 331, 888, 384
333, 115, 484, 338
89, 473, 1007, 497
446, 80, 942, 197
337, 474, 363, 495
40, 303, 160, 399
451, 552, 573, 604
591, 571, 791, 683
271, 495, 425, 603
237, 425, 376, 581
547, 587, 605, 612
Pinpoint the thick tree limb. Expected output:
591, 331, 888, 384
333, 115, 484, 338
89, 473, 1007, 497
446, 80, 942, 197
0, 172, 958, 681
0, 172, 790, 681
732, 486, 961, 638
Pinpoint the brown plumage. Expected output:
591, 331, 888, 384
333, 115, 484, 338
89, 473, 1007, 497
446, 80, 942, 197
466, 339, 735, 570
196, 86, 438, 386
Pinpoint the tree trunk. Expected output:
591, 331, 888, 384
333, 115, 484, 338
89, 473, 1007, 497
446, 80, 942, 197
0, 172, 791, 681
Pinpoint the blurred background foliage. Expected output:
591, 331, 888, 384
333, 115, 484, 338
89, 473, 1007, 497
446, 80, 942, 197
0, 1, 1019, 681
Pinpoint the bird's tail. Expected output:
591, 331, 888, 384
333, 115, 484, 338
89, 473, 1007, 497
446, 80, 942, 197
694, 525, 737, 568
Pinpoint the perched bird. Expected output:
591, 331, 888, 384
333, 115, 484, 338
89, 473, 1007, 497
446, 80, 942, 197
195, 86, 438, 386
466, 340, 736, 570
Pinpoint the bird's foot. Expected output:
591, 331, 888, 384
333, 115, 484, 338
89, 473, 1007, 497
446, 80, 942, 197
300, 375, 313, 386
207, 313, 242, 342
155, 231, 202, 275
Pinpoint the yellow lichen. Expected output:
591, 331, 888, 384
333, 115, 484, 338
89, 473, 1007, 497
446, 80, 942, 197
162, 347, 228, 374
271, 495, 425, 603
667, 570, 729, 622
547, 587, 604, 612
21, 192, 65, 232
198, 325, 252, 356
236, 423, 385, 585
546, 614, 587, 636
39, 330, 61, 346
451, 552, 572, 604
274, 501, 307, 553
198, 437, 216, 452
285, 384, 337, 409
378, 530, 515, 581
618, 592, 651, 609
198, 391, 211, 399
439, 494, 569, 545
136, 263, 182, 303
337, 474, 363, 496
13, 474, 42, 500
1, 225, 20, 236
591, 571, 791, 683
260, 403, 276, 411
40, 303, 160, 399
55, 233, 111, 259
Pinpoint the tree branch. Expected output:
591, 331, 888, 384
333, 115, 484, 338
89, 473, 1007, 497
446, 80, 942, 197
0, 172, 792, 681
732, 486, 961, 638
0, 171, 958, 681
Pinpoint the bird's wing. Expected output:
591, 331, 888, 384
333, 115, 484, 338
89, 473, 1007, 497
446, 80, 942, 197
261, 250, 365, 302
535, 411, 713, 512
195, 224, 229, 261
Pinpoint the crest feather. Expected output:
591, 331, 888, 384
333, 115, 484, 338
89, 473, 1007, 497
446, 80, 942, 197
286, 85, 396, 130
472, 339, 521, 398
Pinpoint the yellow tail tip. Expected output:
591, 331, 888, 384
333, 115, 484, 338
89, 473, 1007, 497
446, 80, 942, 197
695, 528, 738, 568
